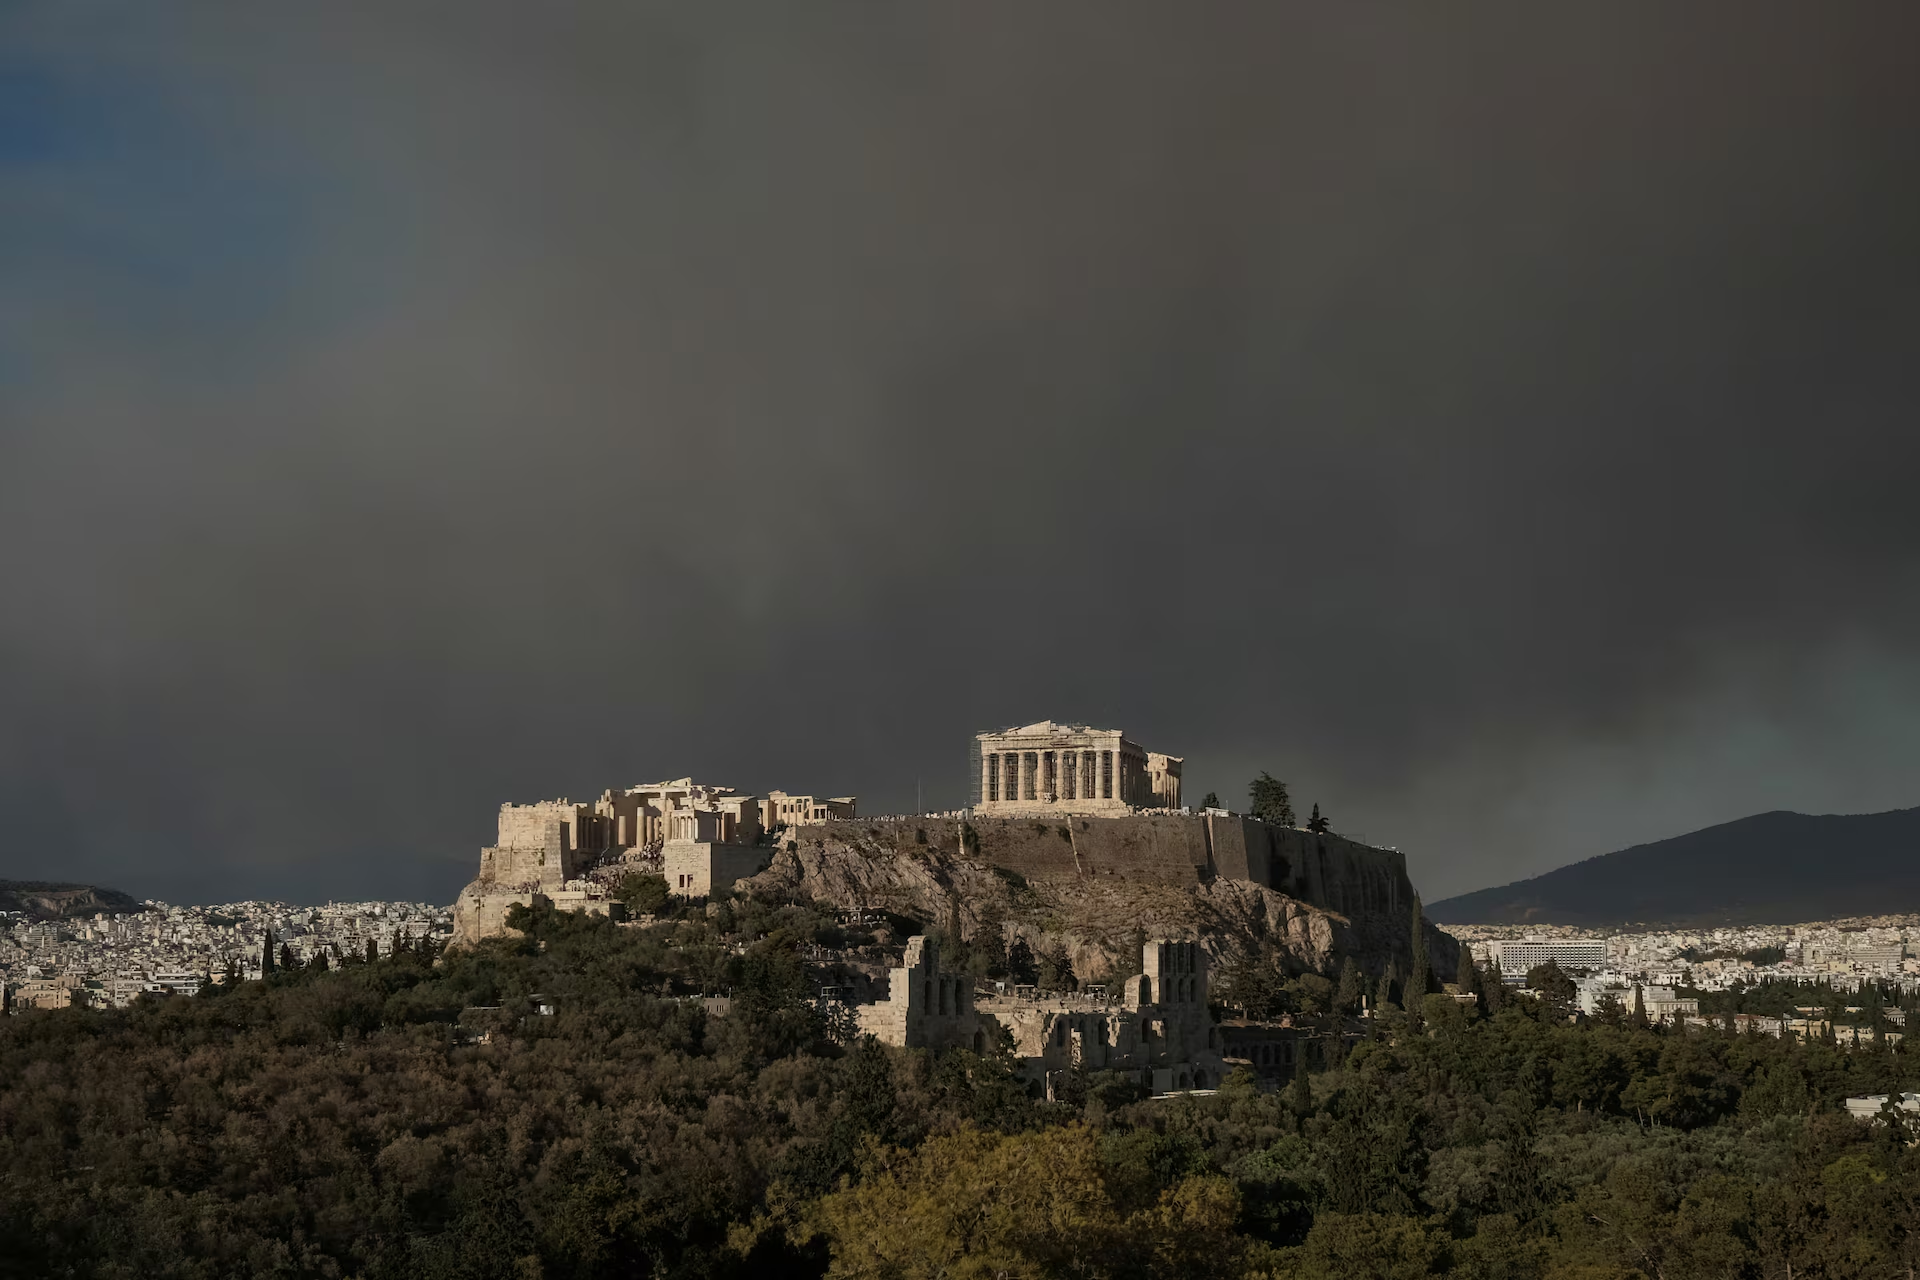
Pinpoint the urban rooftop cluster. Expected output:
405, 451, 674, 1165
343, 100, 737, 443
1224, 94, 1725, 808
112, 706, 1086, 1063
1448, 917, 1919, 1042
2, 899, 454, 1011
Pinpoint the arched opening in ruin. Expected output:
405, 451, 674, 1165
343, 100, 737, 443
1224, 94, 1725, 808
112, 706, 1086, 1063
973, 1030, 986, 1054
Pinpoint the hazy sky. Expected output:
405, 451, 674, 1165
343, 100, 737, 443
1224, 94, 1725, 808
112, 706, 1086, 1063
3, 7, 1918, 906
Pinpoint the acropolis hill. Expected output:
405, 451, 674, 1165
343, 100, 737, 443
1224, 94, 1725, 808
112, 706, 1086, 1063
451, 720, 1456, 993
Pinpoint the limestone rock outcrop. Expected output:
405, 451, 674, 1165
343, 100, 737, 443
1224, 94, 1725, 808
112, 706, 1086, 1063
741, 828, 1458, 985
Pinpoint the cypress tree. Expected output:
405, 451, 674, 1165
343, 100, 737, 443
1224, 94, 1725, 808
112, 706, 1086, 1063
1375, 968, 1396, 1012
1290, 1044, 1314, 1117
1335, 956, 1364, 1015
1631, 984, 1648, 1028
261, 933, 275, 978
279, 943, 297, 973
1458, 949, 1483, 1014
1483, 965, 1506, 1014
1409, 894, 1429, 1002
366, 937, 379, 964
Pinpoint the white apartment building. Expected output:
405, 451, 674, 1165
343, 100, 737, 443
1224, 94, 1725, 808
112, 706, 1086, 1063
1494, 937, 1609, 982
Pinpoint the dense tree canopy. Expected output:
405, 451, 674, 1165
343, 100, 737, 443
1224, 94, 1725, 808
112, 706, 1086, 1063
2, 898, 1918, 1278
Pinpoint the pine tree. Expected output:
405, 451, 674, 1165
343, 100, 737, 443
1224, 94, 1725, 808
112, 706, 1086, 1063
1006, 936, 1038, 985
1408, 894, 1429, 1002
1527, 960, 1576, 1021
1249, 773, 1296, 827
1037, 946, 1076, 994
1201, 792, 1220, 810
1306, 803, 1329, 834
279, 943, 297, 973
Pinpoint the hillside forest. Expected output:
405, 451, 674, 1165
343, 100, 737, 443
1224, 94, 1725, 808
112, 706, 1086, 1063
3, 890, 1919, 1279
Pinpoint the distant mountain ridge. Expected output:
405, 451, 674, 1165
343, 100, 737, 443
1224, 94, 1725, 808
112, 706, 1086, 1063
0, 879, 144, 921
1427, 806, 1920, 927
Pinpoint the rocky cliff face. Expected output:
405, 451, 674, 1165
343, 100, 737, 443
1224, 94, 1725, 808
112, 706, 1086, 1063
740, 832, 1457, 985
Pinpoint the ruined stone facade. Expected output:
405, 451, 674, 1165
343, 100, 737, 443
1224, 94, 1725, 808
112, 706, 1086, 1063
855, 935, 988, 1053
1216, 1017, 1360, 1082
969, 721, 1181, 816
597, 779, 762, 850
761, 791, 857, 830
857, 935, 1226, 1097
456, 777, 775, 943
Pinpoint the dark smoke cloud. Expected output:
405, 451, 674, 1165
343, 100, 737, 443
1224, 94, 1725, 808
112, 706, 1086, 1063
2, 6, 1917, 904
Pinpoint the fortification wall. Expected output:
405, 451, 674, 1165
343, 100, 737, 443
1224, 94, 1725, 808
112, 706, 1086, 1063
498, 802, 576, 848
787, 812, 1411, 921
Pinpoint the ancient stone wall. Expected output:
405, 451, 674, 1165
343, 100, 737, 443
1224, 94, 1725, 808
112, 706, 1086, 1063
662, 841, 770, 897
451, 889, 544, 946
497, 803, 564, 849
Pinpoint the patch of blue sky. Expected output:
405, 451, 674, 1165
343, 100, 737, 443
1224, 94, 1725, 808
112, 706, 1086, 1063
0, 53, 350, 387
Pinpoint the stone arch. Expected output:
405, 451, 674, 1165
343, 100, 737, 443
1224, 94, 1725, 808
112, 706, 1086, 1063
1139, 976, 1152, 1004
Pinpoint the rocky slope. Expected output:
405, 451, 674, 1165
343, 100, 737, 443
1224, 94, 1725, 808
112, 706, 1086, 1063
740, 833, 1457, 984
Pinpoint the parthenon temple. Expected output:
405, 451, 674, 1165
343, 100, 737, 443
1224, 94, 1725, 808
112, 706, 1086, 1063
969, 721, 1181, 816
